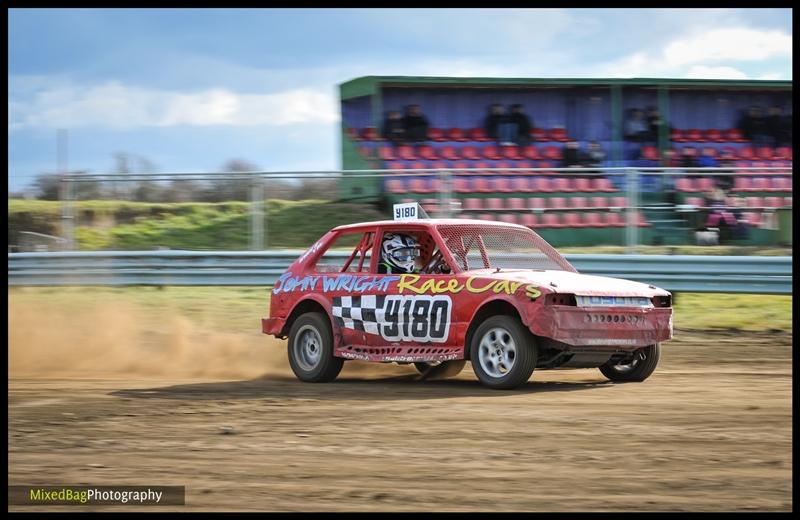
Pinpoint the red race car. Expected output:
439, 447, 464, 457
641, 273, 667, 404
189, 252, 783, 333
262, 208, 673, 389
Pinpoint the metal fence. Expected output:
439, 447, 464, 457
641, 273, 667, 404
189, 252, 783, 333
18, 165, 795, 252
8, 250, 792, 294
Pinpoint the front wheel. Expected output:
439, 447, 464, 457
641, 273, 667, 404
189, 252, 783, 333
287, 312, 343, 383
469, 315, 537, 389
599, 344, 661, 382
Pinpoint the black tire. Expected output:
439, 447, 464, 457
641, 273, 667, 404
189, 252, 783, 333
413, 360, 467, 379
287, 312, 343, 383
599, 344, 661, 382
469, 315, 537, 389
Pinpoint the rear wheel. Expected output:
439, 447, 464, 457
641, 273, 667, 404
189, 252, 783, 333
287, 312, 343, 383
599, 344, 661, 382
413, 360, 467, 379
469, 315, 537, 389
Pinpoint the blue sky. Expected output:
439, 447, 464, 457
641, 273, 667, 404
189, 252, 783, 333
8, 8, 793, 191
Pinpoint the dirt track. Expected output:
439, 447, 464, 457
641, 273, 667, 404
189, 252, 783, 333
8, 329, 792, 511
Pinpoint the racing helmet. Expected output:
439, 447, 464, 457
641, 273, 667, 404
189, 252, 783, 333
381, 233, 419, 273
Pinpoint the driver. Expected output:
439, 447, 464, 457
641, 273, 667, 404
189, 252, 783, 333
378, 233, 421, 274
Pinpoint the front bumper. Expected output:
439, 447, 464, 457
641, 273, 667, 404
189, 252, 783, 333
528, 306, 673, 348
262, 317, 286, 336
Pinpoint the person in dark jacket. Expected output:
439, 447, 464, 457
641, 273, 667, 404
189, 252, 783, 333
562, 140, 582, 168
483, 104, 508, 143
738, 106, 769, 146
508, 104, 532, 147
766, 105, 791, 147
381, 110, 406, 147
402, 105, 430, 145
646, 107, 670, 145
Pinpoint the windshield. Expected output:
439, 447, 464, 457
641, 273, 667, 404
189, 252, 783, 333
436, 224, 577, 272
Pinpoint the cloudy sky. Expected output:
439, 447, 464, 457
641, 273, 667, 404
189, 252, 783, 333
8, 8, 793, 190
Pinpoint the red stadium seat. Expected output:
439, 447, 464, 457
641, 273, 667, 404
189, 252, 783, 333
746, 197, 762, 208
473, 161, 490, 174
428, 128, 447, 142
541, 213, 565, 228
724, 128, 748, 143
732, 177, 751, 192
516, 161, 533, 172
460, 146, 480, 161
570, 197, 588, 209
451, 161, 469, 172
520, 213, 539, 228
447, 128, 468, 142
542, 146, 563, 161
386, 161, 405, 171
477, 213, 496, 222
737, 147, 755, 161
418, 145, 437, 161
750, 177, 769, 191
764, 197, 782, 208
705, 129, 724, 142
563, 213, 586, 228
583, 213, 604, 228
591, 196, 608, 208
538, 161, 556, 175
685, 197, 705, 207
453, 177, 472, 193
469, 128, 491, 142
774, 147, 792, 161
675, 178, 695, 192
492, 177, 513, 193
502, 145, 523, 160
611, 196, 628, 208
495, 161, 513, 175
463, 198, 483, 210
379, 146, 397, 161
685, 128, 705, 142
549, 127, 570, 142
528, 198, 546, 210
696, 177, 715, 192
522, 145, 541, 160
532, 178, 555, 193
636, 212, 651, 227
346, 127, 361, 141
398, 146, 417, 161
573, 178, 592, 193
507, 197, 526, 210
439, 146, 460, 161
485, 198, 504, 211
408, 178, 429, 193
670, 129, 687, 142
593, 178, 616, 193
386, 179, 405, 193
548, 197, 567, 210
604, 212, 626, 227
510, 176, 532, 192
481, 145, 502, 160
641, 146, 659, 161
361, 127, 380, 141
472, 177, 492, 193
756, 147, 775, 161
358, 146, 373, 159
498, 214, 519, 225
531, 128, 548, 142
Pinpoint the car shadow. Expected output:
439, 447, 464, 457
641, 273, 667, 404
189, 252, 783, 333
110, 375, 615, 402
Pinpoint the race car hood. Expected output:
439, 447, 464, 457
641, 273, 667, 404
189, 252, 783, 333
464, 269, 670, 298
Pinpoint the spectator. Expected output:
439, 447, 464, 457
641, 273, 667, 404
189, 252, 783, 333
697, 147, 719, 168
508, 104, 533, 147
484, 104, 510, 144
402, 105, 430, 145
737, 106, 769, 146
714, 157, 736, 192
704, 185, 740, 243
624, 108, 650, 142
766, 105, 791, 147
583, 141, 606, 168
562, 140, 582, 168
381, 110, 406, 147
646, 107, 670, 144
680, 147, 698, 169
662, 148, 679, 168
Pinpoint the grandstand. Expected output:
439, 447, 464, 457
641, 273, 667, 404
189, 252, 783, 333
339, 76, 792, 246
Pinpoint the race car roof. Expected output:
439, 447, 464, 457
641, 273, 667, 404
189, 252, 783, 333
332, 218, 529, 232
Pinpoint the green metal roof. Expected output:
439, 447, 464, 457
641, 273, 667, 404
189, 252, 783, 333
340, 76, 792, 99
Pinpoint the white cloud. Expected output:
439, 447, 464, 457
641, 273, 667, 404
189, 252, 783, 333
664, 27, 792, 66
684, 65, 748, 80
8, 81, 338, 131
593, 26, 792, 79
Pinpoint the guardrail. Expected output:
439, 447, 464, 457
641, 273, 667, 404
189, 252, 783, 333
7, 251, 792, 294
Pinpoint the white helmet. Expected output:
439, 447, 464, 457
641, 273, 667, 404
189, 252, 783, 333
381, 233, 419, 274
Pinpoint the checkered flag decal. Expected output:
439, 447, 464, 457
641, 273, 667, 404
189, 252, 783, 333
332, 295, 384, 336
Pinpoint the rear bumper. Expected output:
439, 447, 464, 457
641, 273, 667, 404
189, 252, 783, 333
262, 317, 286, 336
528, 306, 673, 348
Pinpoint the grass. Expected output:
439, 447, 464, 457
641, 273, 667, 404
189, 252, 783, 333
8, 287, 792, 334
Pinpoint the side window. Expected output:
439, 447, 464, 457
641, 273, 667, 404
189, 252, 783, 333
375, 230, 445, 274
313, 232, 374, 273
